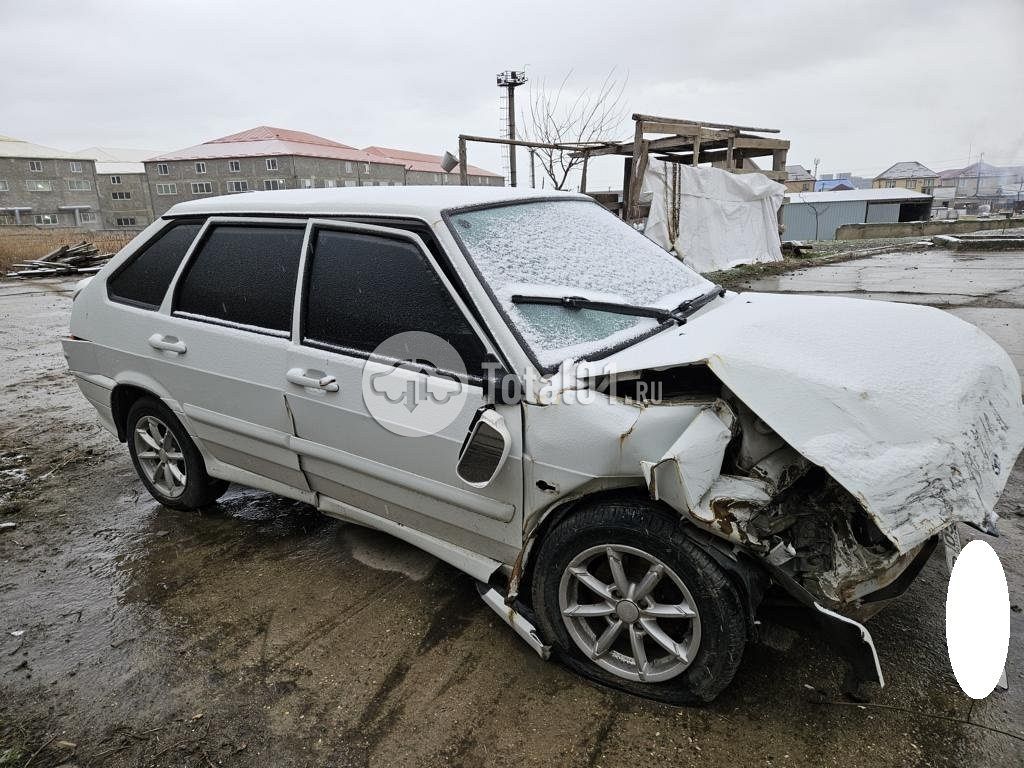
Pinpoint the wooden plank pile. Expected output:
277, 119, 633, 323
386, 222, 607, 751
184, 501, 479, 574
5, 241, 115, 279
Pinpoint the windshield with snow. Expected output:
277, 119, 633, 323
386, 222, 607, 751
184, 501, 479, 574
448, 198, 712, 369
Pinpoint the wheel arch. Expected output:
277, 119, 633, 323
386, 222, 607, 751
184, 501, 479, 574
110, 382, 167, 442
514, 486, 766, 637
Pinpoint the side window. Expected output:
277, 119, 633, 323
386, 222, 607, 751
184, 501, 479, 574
107, 221, 203, 309
174, 225, 304, 336
302, 230, 487, 375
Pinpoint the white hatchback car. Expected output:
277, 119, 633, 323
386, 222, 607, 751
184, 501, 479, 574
65, 186, 1023, 702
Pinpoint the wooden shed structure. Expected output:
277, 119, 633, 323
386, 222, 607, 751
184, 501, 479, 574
577, 114, 790, 221
453, 113, 790, 225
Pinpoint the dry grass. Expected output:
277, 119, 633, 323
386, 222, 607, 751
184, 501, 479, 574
0, 228, 136, 274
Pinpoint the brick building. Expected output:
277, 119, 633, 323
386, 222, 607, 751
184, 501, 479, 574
144, 127, 407, 217
364, 146, 503, 186
0, 135, 102, 229
81, 147, 158, 230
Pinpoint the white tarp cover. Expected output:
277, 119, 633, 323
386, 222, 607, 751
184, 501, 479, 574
596, 292, 1024, 552
643, 163, 785, 273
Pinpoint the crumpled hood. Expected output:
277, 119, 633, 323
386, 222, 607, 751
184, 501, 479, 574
599, 292, 1024, 552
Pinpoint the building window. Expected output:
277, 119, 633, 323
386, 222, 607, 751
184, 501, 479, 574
363, 162, 371, 174
109, 175, 122, 185
191, 182, 213, 194
886, 180, 896, 188
34, 214, 59, 226
195, 162, 207, 174
263, 179, 284, 190
226, 180, 249, 192
156, 183, 177, 195
67, 179, 91, 191
29, 160, 43, 172
323, 179, 336, 188
922, 186, 934, 195
80, 211, 98, 223
265, 158, 278, 171
25, 179, 53, 192
228, 160, 241, 172
344, 162, 353, 173
116, 217, 138, 227
299, 178, 313, 189
157, 163, 169, 176
69, 161, 83, 173
0, 180, 8, 192
111, 191, 132, 200
343, 179, 357, 187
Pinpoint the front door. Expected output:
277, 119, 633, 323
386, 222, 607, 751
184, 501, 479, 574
284, 220, 524, 563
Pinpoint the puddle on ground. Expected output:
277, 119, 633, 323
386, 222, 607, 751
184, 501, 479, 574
343, 526, 438, 581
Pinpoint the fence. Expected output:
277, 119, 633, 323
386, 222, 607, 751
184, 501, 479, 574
0, 227, 138, 273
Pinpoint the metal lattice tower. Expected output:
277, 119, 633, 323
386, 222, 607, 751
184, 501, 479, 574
496, 70, 527, 186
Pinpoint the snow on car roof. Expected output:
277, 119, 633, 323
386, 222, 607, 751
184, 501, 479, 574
165, 186, 590, 220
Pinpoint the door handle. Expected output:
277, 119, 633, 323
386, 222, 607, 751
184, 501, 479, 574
148, 333, 186, 354
286, 368, 339, 392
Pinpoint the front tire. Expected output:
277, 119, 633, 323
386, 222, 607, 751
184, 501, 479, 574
126, 397, 228, 511
531, 497, 748, 704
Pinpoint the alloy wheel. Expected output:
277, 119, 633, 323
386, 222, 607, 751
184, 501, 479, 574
558, 544, 702, 683
133, 415, 187, 499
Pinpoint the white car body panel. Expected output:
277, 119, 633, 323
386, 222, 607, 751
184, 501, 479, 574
596, 291, 1024, 552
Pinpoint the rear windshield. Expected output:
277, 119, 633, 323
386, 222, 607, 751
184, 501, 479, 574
447, 199, 711, 369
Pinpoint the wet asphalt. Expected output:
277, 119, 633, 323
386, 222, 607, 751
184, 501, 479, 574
1, 248, 1023, 767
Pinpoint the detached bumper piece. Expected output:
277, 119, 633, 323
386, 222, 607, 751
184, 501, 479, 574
476, 582, 552, 660
762, 563, 884, 694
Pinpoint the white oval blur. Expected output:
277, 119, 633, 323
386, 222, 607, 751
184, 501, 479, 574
945, 539, 1010, 699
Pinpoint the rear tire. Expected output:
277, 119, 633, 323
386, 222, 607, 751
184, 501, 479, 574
531, 498, 747, 704
126, 397, 229, 511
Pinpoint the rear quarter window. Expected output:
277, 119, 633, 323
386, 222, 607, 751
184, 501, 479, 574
106, 221, 203, 309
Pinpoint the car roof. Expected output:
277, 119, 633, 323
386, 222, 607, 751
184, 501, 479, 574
164, 185, 590, 220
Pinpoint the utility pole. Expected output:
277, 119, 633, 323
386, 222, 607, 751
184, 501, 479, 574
976, 151, 984, 196
497, 71, 527, 187
813, 157, 821, 181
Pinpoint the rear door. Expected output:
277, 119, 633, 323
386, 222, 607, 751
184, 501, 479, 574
285, 220, 524, 563
153, 217, 310, 495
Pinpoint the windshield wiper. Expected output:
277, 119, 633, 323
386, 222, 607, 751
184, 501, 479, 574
511, 285, 725, 326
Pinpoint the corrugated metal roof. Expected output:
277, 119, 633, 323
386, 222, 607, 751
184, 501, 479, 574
0, 135, 92, 160
79, 146, 159, 175
785, 164, 814, 181
364, 146, 502, 178
149, 126, 404, 166
786, 188, 931, 203
874, 161, 938, 180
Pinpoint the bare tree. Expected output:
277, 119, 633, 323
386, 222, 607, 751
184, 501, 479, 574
522, 70, 627, 190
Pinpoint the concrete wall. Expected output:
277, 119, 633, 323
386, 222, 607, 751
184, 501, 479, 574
0, 156, 102, 230
835, 216, 1024, 240
96, 172, 153, 230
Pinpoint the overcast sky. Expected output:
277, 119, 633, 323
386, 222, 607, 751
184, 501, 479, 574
2, 0, 1022, 189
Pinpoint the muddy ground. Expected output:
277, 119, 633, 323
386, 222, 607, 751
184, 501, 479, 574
2, 248, 1023, 767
